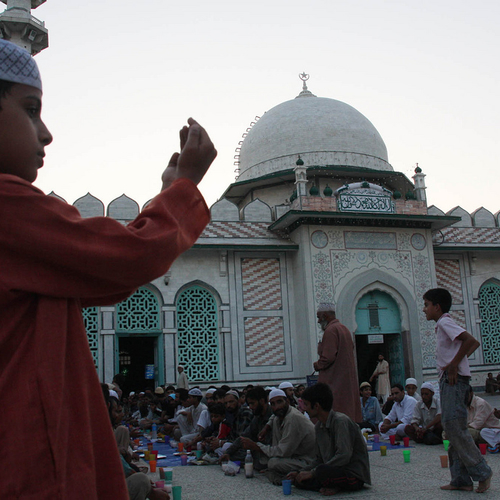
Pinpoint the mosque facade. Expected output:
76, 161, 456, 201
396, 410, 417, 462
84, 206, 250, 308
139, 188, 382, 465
55, 76, 500, 394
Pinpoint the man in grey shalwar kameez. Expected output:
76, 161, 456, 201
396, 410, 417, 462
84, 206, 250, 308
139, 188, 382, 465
240, 389, 316, 485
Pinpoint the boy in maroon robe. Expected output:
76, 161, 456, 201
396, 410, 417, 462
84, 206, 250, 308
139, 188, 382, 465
0, 39, 216, 499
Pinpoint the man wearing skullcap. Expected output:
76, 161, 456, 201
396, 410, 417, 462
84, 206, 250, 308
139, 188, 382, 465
314, 303, 362, 422
279, 381, 298, 407
177, 365, 190, 389
0, 38, 216, 499
240, 389, 316, 485
404, 382, 443, 444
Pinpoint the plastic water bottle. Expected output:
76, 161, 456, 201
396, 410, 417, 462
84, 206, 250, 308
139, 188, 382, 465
244, 450, 254, 478
151, 423, 157, 440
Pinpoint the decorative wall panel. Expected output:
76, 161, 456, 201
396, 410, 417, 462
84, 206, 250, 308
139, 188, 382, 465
435, 259, 463, 304
244, 317, 285, 366
241, 258, 282, 310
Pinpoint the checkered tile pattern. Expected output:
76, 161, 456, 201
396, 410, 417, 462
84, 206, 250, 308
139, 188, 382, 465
449, 310, 466, 329
201, 222, 276, 238
435, 259, 463, 304
244, 317, 285, 366
436, 227, 500, 245
242, 259, 282, 310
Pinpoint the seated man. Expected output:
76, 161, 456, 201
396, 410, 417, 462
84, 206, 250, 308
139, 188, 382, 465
404, 382, 442, 445
358, 382, 383, 433
287, 383, 370, 496
379, 384, 417, 440
219, 386, 273, 466
405, 378, 422, 403
467, 387, 500, 443
209, 390, 253, 456
240, 389, 315, 485
279, 381, 298, 408
485, 373, 499, 394
480, 408, 500, 453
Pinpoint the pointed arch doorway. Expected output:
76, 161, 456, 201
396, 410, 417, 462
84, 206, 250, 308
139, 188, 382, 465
355, 290, 405, 396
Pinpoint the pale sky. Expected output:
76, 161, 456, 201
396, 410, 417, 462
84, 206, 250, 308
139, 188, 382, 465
16, 0, 500, 215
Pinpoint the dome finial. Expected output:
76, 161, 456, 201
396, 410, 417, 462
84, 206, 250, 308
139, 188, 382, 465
296, 72, 316, 98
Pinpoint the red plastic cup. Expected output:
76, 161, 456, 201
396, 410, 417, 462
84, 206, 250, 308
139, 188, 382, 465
479, 443, 487, 455
403, 437, 410, 447
178, 442, 184, 452
149, 460, 157, 473
389, 435, 396, 445
151, 450, 159, 459
147, 442, 154, 452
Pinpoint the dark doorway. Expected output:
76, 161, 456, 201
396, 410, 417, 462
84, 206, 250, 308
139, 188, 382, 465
118, 336, 156, 395
356, 336, 383, 397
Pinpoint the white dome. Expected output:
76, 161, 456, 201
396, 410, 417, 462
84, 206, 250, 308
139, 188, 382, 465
237, 93, 391, 181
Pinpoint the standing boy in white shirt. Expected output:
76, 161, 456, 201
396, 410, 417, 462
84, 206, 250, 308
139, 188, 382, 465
423, 288, 492, 493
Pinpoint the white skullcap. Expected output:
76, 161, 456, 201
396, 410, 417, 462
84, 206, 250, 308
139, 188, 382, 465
269, 389, 287, 400
0, 39, 42, 91
188, 388, 203, 397
317, 302, 336, 313
129, 391, 136, 396
109, 390, 119, 399
225, 390, 239, 399
421, 382, 435, 392
405, 378, 418, 387
279, 382, 293, 390
206, 388, 216, 395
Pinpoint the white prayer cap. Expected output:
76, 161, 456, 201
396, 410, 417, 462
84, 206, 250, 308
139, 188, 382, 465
188, 388, 203, 397
206, 388, 216, 395
225, 390, 239, 399
405, 378, 418, 387
109, 390, 119, 399
129, 391, 136, 396
269, 389, 287, 401
317, 302, 336, 313
0, 40, 42, 91
421, 382, 435, 392
279, 382, 293, 390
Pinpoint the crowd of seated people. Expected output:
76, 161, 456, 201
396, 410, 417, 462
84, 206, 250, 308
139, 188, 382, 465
103, 370, 499, 496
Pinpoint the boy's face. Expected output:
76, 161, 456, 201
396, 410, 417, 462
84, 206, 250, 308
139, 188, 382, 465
423, 299, 441, 322
0, 83, 52, 182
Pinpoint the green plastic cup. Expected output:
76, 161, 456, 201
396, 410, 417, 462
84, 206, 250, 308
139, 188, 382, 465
165, 469, 173, 481
172, 485, 182, 500
403, 450, 411, 463
443, 440, 449, 451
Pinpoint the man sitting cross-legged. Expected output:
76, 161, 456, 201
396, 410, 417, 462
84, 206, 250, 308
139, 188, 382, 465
240, 389, 316, 485
404, 382, 443, 445
287, 383, 370, 496
379, 384, 417, 440
218, 386, 273, 467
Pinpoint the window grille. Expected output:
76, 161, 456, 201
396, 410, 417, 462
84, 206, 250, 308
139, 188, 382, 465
82, 306, 99, 369
176, 286, 219, 381
479, 282, 500, 364
117, 287, 160, 332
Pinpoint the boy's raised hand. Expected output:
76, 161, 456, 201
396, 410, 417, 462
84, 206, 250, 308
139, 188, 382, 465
162, 118, 217, 191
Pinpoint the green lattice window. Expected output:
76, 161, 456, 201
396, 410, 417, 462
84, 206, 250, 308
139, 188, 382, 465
117, 287, 160, 332
176, 286, 219, 381
82, 307, 99, 369
479, 282, 500, 364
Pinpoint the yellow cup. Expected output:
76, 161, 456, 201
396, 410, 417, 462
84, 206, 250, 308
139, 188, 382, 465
380, 445, 387, 456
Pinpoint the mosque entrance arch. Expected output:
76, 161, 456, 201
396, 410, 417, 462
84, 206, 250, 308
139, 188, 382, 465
355, 290, 405, 393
